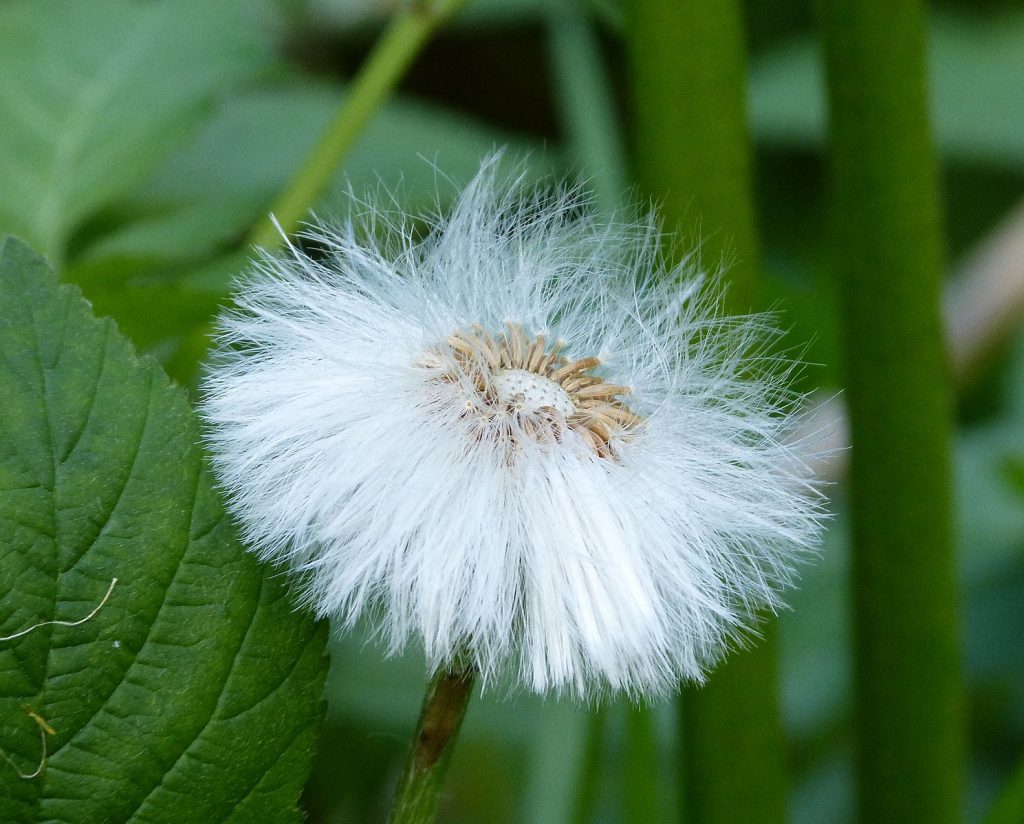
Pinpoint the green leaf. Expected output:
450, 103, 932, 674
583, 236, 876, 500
306, 0, 552, 31
79, 78, 563, 272
0, 237, 328, 822
0, 0, 271, 263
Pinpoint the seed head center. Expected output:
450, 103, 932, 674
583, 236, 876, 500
492, 369, 575, 417
428, 322, 641, 458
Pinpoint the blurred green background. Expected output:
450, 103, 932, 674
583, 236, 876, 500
1, 0, 1022, 821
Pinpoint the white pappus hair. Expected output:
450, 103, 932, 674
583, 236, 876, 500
201, 156, 823, 699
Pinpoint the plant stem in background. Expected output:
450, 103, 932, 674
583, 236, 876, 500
389, 666, 475, 824
248, 0, 470, 249
625, 0, 759, 310
569, 708, 607, 824
624, 2, 785, 823
521, 703, 594, 823
623, 704, 663, 824
545, 12, 633, 819
545, 5, 629, 216
175, 0, 468, 386
986, 758, 1024, 824
816, 1, 964, 822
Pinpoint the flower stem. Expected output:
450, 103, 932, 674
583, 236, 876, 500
815, 1, 964, 822
248, 0, 470, 250
388, 666, 475, 824
624, 1, 786, 822
544, 6, 628, 218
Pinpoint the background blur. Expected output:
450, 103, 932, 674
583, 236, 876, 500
1, 0, 1022, 821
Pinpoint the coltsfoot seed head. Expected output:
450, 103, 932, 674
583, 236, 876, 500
201, 155, 823, 699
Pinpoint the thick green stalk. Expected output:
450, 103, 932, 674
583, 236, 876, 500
623, 703, 662, 824
625, 0, 759, 311
816, 2, 963, 822
624, 2, 785, 822
388, 667, 475, 824
569, 707, 607, 824
678, 635, 785, 822
679, 630, 782, 814
248, 0, 470, 249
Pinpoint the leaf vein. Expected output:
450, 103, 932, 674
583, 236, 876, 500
47, 411, 200, 761
60, 367, 155, 574
57, 320, 111, 465
125, 573, 265, 820
220, 718, 309, 823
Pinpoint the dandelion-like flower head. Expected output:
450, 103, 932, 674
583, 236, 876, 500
202, 158, 821, 698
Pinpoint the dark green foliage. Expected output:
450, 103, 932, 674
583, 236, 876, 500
0, 237, 328, 822
0, 0, 271, 265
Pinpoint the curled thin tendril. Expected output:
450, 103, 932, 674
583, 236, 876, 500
0, 578, 117, 778
0, 708, 54, 780
0, 577, 118, 643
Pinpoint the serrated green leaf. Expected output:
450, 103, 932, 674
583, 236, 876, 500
0, 237, 328, 822
0, 0, 272, 263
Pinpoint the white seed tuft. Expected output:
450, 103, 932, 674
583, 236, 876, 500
200, 155, 825, 699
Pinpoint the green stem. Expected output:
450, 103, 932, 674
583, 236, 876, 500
625, 0, 759, 311
569, 707, 607, 824
522, 702, 592, 823
624, 2, 786, 822
623, 702, 662, 824
815, 2, 964, 822
679, 629, 785, 823
545, 4, 628, 217
388, 666, 475, 824
986, 759, 1024, 824
248, 0, 470, 249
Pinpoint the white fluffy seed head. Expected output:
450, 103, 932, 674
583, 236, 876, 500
201, 155, 825, 700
